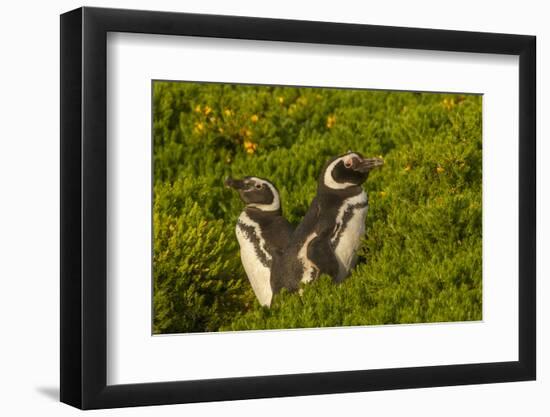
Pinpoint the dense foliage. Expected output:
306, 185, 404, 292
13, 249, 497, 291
152, 81, 482, 334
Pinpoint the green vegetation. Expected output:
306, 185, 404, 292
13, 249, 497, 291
152, 81, 482, 334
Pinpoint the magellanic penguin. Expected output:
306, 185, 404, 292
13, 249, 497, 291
225, 176, 294, 307
271, 152, 383, 292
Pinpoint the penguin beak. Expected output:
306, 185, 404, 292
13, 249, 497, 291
354, 157, 384, 173
224, 177, 246, 190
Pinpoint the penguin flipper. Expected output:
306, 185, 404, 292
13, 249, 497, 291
307, 235, 339, 280
270, 249, 302, 295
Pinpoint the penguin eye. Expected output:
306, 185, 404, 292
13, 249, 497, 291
255, 183, 263, 190
344, 159, 353, 168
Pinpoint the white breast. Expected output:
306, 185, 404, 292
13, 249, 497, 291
331, 192, 368, 280
235, 213, 273, 307
298, 232, 319, 284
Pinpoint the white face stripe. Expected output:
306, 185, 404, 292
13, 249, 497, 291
246, 177, 281, 211
323, 153, 359, 190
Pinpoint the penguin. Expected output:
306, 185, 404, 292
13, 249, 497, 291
225, 176, 293, 307
271, 152, 383, 292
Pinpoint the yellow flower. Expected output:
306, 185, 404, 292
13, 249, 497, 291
194, 105, 201, 113
379, 191, 387, 197
250, 114, 259, 123
218, 127, 224, 133
209, 116, 216, 123
326, 114, 336, 129
404, 164, 412, 172
244, 140, 258, 154
203, 105, 212, 115
194, 122, 204, 132
224, 109, 232, 117
442, 98, 455, 110
436, 166, 445, 174
244, 140, 258, 153
278, 96, 284, 104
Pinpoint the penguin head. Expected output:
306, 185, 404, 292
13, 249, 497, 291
321, 151, 384, 190
225, 176, 281, 211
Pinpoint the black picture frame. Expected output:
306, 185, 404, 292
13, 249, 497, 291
60, 6, 536, 410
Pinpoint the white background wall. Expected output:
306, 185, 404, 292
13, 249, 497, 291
0, 0, 546, 415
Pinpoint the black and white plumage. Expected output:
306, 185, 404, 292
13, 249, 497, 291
225, 176, 293, 307
271, 152, 383, 292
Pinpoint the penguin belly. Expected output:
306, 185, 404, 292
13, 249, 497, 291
297, 233, 319, 284
235, 213, 273, 307
331, 192, 369, 281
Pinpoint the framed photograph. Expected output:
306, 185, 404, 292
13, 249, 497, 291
60, 6, 536, 409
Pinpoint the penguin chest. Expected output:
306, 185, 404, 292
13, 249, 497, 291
331, 192, 368, 279
298, 233, 319, 284
236, 213, 273, 307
